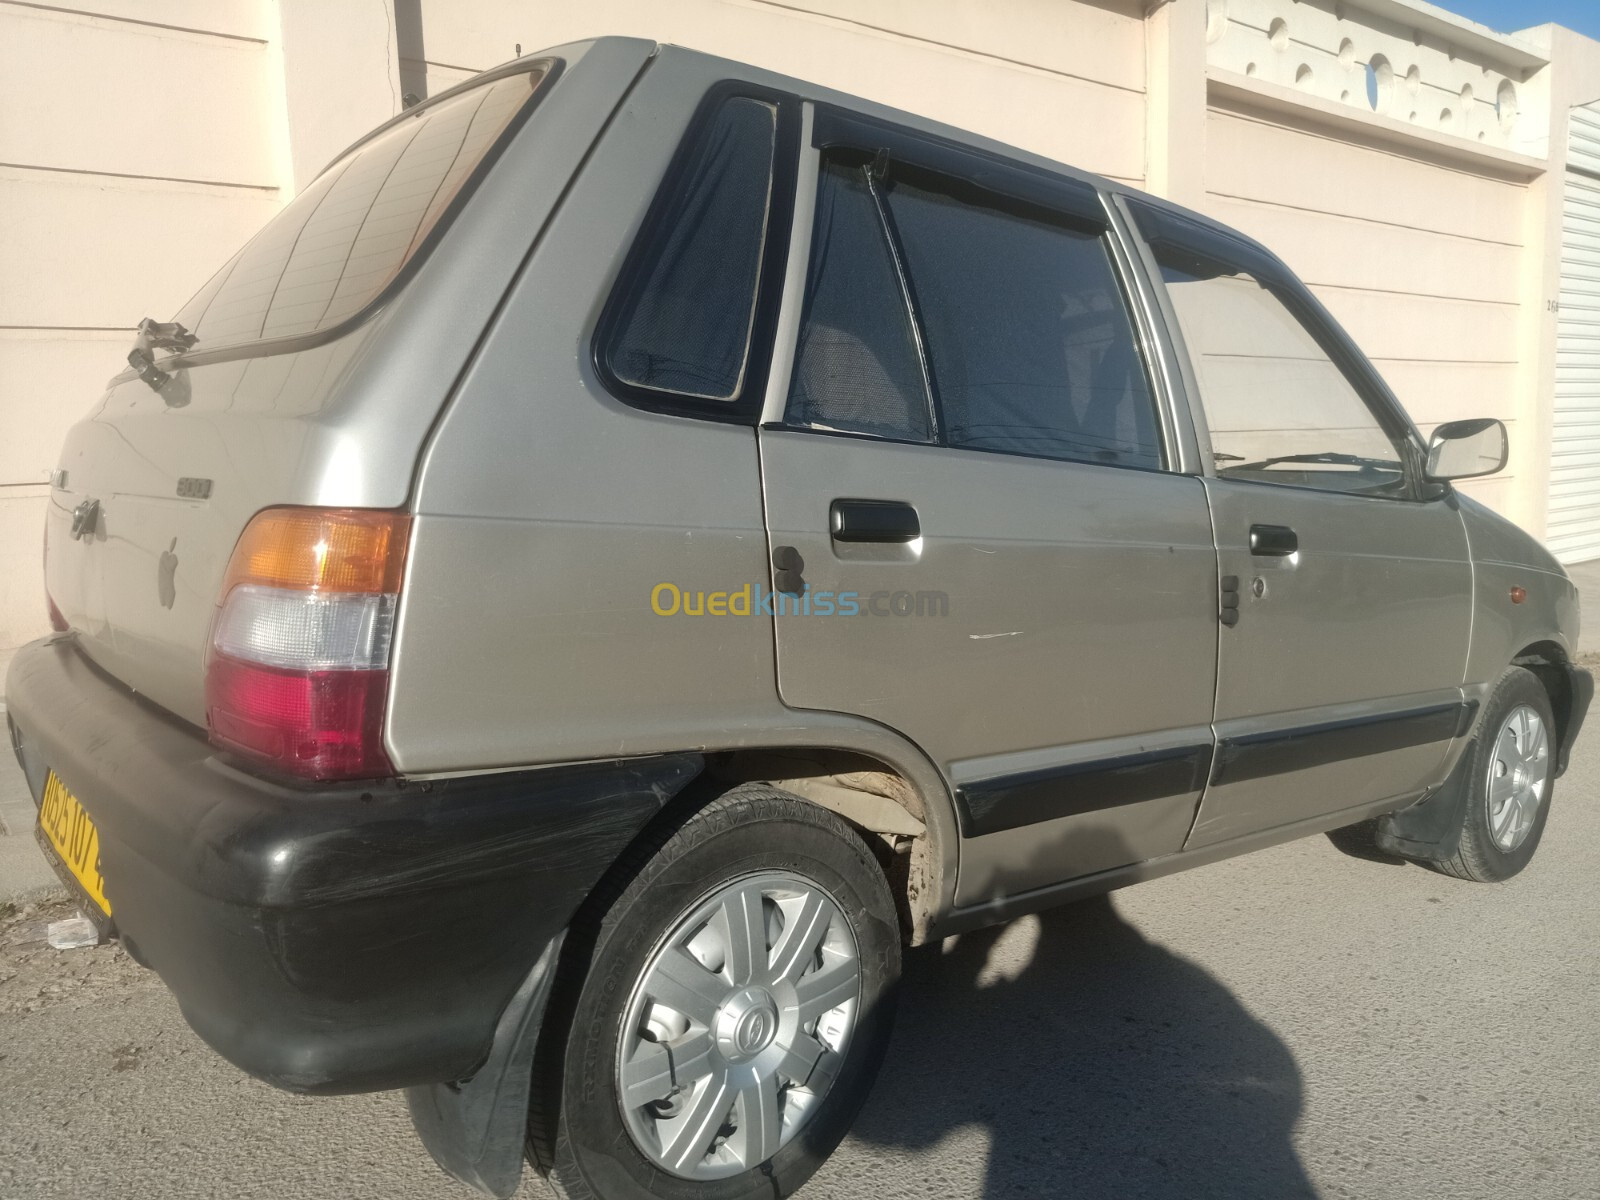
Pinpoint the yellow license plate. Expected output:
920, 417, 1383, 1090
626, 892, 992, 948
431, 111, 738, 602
38, 772, 112, 916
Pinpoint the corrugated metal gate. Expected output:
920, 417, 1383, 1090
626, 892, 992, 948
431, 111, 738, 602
1550, 103, 1600, 563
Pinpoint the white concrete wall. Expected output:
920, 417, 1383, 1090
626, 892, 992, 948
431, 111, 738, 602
4, 0, 1600, 647
0, 1, 280, 649
406, 0, 1153, 185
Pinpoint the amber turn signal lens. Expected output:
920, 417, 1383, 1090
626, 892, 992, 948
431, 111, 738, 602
221, 508, 410, 596
1510, 586, 1527, 605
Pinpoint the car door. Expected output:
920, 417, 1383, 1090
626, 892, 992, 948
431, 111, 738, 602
758, 109, 1220, 904
1125, 200, 1474, 849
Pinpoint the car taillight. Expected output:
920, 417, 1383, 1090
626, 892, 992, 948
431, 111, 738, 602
205, 508, 410, 780
43, 519, 68, 632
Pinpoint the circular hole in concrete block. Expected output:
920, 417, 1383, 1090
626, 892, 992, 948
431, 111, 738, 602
1405, 64, 1421, 94
1296, 63, 1314, 88
1338, 38, 1356, 69
1269, 18, 1289, 51
1206, 0, 1228, 44
1496, 79, 1518, 130
1366, 55, 1393, 111
1245, 61, 1258, 77
1441, 107, 1454, 129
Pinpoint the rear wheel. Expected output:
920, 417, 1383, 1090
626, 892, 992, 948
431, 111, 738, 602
530, 785, 900, 1200
1435, 666, 1556, 882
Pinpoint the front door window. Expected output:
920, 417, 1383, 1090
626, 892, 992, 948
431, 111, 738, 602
1158, 257, 1409, 498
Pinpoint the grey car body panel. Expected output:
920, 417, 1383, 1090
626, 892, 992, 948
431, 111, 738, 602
46, 328, 381, 726
389, 48, 786, 773
758, 431, 1220, 903
42, 37, 652, 726
1457, 493, 1578, 673
1185, 479, 1474, 847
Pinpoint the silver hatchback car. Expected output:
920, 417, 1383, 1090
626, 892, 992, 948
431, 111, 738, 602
7, 36, 1592, 1200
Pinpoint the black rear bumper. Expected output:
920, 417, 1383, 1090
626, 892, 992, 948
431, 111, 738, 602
5, 635, 700, 1094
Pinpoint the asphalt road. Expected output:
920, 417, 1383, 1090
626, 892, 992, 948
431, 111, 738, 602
3, 744, 1599, 1200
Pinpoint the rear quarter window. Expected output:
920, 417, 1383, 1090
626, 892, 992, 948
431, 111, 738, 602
603, 97, 777, 400
596, 88, 797, 421
172, 64, 553, 358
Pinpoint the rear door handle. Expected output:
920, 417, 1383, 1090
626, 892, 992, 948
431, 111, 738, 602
831, 499, 921, 543
1249, 524, 1298, 557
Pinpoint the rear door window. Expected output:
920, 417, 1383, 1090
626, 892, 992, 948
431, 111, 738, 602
787, 159, 933, 441
785, 149, 1163, 471
174, 65, 553, 356
883, 173, 1161, 469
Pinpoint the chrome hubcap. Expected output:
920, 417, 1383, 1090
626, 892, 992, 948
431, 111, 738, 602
1486, 704, 1549, 852
617, 872, 861, 1180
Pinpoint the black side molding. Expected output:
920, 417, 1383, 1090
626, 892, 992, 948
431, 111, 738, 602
956, 744, 1213, 838
1212, 702, 1468, 787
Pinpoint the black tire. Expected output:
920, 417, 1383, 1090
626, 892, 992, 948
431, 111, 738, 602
529, 784, 901, 1200
1435, 665, 1557, 883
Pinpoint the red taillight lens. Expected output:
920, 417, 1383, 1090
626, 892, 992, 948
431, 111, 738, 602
207, 658, 392, 779
206, 508, 409, 781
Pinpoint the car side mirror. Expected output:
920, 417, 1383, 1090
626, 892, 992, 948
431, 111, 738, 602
1425, 418, 1508, 482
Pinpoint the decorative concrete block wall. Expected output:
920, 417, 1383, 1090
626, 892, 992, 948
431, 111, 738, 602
1206, 0, 1546, 151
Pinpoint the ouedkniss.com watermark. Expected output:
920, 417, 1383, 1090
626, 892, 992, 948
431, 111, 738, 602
651, 582, 949, 618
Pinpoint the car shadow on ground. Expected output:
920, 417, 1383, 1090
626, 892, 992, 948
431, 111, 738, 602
849, 891, 1316, 1199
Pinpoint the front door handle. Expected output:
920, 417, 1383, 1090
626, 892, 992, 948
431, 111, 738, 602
831, 499, 920, 543
1249, 524, 1298, 557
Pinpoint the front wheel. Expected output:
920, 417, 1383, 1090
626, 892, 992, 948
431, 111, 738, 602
1436, 665, 1556, 882
530, 785, 901, 1200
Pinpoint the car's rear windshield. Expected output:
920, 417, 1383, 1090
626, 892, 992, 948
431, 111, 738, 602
170, 63, 552, 358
